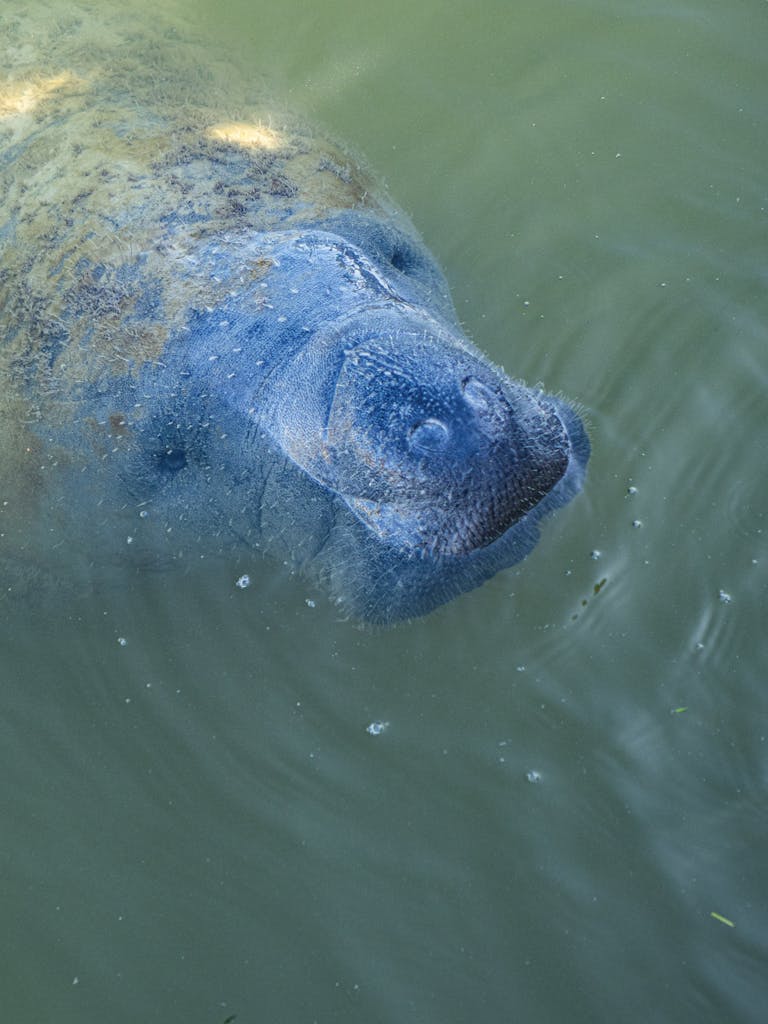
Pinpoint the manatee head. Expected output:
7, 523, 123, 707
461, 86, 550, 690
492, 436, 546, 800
127, 227, 588, 623
264, 300, 589, 622
286, 323, 569, 553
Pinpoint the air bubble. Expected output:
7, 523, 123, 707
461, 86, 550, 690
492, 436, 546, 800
366, 721, 389, 736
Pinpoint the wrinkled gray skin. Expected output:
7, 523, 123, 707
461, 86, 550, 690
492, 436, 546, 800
0, 2, 589, 623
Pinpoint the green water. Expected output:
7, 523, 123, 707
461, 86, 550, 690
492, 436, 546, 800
2, 0, 767, 1021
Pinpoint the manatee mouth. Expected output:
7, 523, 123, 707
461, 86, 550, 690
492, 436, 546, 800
321, 334, 572, 559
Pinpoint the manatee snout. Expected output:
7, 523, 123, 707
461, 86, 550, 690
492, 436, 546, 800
317, 327, 578, 559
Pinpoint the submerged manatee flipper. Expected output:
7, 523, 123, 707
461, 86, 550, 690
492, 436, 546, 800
0, 1, 589, 623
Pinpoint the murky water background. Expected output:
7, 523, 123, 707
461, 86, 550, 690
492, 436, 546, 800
2, 0, 767, 1021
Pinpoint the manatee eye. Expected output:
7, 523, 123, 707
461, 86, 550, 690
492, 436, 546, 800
389, 246, 409, 272
384, 232, 420, 273
462, 376, 496, 412
387, 236, 427, 276
408, 418, 449, 453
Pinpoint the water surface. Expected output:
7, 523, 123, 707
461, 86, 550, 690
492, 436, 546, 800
2, 1, 766, 1021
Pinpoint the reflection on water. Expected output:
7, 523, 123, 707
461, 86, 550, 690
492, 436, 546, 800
2, 0, 767, 1022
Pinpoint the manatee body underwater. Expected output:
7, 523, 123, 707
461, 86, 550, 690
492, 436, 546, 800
0, 2, 589, 624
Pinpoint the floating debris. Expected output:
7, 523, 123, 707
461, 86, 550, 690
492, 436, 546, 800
235, 574, 251, 589
710, 911, 735, 928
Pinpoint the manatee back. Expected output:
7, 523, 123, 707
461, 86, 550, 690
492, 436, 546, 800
0, 0, 389, 393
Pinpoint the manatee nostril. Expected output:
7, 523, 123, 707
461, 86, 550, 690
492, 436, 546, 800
408, 418, 450, 453
461, 376, 497, 413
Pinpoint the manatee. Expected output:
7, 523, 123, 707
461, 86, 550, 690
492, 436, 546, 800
0, 1, 589, 623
